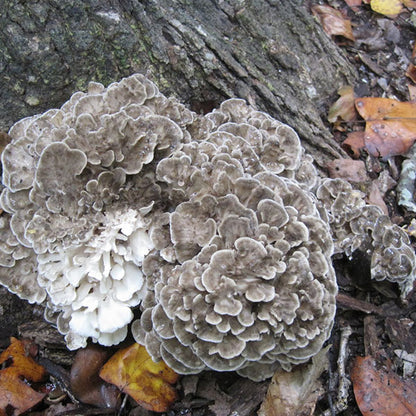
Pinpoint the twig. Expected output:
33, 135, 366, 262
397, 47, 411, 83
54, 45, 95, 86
321, 325, 353, 416
336, 293, 382, 315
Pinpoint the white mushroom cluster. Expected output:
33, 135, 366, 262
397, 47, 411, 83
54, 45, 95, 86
1, 74, 415, 380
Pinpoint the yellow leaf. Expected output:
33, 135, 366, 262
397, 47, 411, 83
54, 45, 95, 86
370, 0, 403, 17
99, 343, 179, 413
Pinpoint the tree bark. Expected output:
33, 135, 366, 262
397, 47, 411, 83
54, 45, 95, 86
0, 0, 356, 170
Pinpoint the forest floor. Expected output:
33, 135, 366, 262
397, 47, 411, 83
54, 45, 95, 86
304, 1, 416, 415
1, 1, 416, 416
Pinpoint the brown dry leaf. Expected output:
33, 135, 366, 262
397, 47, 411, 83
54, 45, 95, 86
370, 0, 403, 16
0, 337, 47, 416
328, 86, 357, 130
99, 343, 179, 413
351, 355, 416, 416
409, 84, 416, 101
407, 65, 416, 83
402, 0, 416, 8
70, 344, 119, 408
258, 347, 329, 416
368, 182, 389, 214
345, 0, 362, 7
342, 131, 366, 158
355, 97, 416, 158
327, 158, 368, 183
311, 5, 355, 41
406, 44, 416, 83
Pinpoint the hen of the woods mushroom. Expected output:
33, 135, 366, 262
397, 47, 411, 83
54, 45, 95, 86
1, 74, 415, 381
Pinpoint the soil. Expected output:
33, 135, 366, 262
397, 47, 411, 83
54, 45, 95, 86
1, 2, 416, 415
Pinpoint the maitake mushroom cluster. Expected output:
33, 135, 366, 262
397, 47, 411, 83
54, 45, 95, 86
1, 74, 415, 380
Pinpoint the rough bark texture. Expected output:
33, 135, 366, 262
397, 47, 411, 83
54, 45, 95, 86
0, 0, 356, 170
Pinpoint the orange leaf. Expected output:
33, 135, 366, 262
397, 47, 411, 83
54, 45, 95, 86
99, 343, 179, 413
342, 131, 366, 158
355, 97, 416, 158
312, 5, 355, 41
407, 63, 416, 83
351, 356, 416, 416
0, 337, 47, 416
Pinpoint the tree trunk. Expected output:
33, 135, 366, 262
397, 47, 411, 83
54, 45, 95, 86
0, 0, 356, 171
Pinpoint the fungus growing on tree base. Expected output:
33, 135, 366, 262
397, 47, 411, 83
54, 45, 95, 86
1, 74, 414, 381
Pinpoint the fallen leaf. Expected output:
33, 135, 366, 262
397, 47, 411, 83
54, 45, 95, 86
407, 66, 416, 84
312, 5, 355, 41
351, 355, 416, 416
0, 337, 47, 416
327, 158, 368, 183
70, 344, 120, 408
345, 0, 362, 7
99, 343, 179, 413
328, 86, 357, 130
368, 182, 388, 214
355, 97, 416, 158
409, 84, 416, 101
402, 0, 416, 8
342, 131, 366, 158
371, 0, 403, 17
406, 44, 416, 83
258, 347, 329, 416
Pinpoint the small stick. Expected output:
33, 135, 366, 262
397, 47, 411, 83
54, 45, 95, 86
336, 293, 382, 315
321, 325, 353, 415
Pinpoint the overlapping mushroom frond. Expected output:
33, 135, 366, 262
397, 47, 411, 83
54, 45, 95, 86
1, 74, 414, 380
